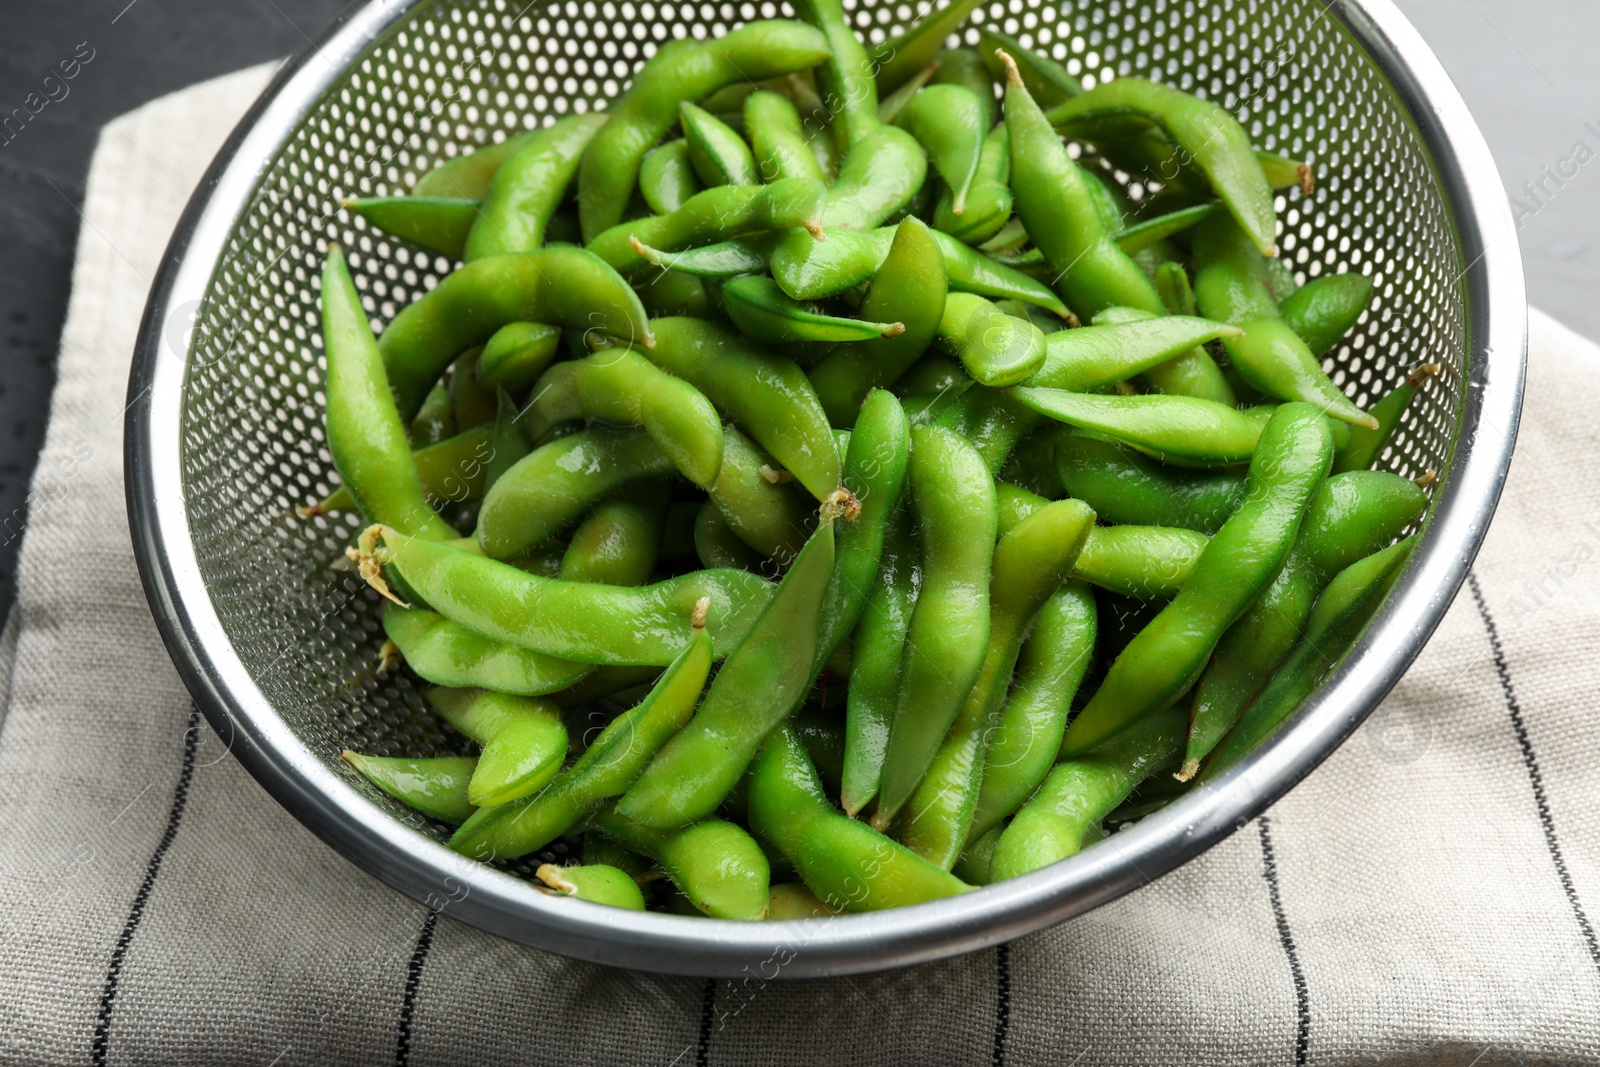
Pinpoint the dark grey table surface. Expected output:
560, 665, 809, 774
0, 0, 1590, 622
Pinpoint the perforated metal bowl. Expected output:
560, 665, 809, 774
126, 0, 1523, 976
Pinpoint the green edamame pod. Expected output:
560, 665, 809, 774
645, 317, 841, 501
1114, 204, 1219, 256
1332, 363, 1442, 473
344, 196, 480, 259
967, 581, 1097, 843
894, 84, 986, 216
994, 481, 1046, 536
321, 247, 456, 541
1011, 388, 1264, 467
515, 361, 581, 444
936, 292, 1047, 387
616, 498, 844, 827
379, 247, 652, 422
572, 349, 724, 488
876, 60, 939, 126
476, 427, 676, 559
535, 863, 646, 910
576, 22, 830, 240
821, 124, 929, 230
840, 504, 918, 816
872, 0, 988, 94
708, 426, 812, 565
590, 805, 771, 920
955, 826, 1003, 886
632, 232, 784, 278
1086, 305, 1238, 405
464, 114, 607, 261
747, 726, 970, 910
1278, 273, 1373, 356
1046, 78, 1277, 258
448, 348, 497, 432
1200, 537, 1415, 779
1060, 403, 1334, 756
990, 707, 1186, 880
356, 525, 773, 666
409, 384, 456, 448
1057, 432, 1246, 533
413, 130, 541, 198
767, 882, 845, 919
933, 387, 1039, 473
902, 499, 1096, 869
931, 49, 998, 129
893, 352, 968, 399
303, 425, 493, 516
793, 706, 846, 796
746, 89, 827, 184
1035, 314, 1241, 394
875, 425, 997, 825
449, 612, 713, 860
588, 178, 826, 276
722, 275, 905, 344
424, 687, 567, 807
639, 139, 704, 214
809, 217, 948, 426
792, 0, 878, 151
342, 752, 478, 825
694, 500, 767, 571
382, 602, 594, 695
679, 101, 759, 187
1193, 212, 1377, 429
560, 484, 671, 586
636, 267, 712, 320
977, 28, 1081, 107
934, 124, 1012, 245
1074, 525, 1210, 598
1001, 424, 1071, 499
476, 321, 562, 391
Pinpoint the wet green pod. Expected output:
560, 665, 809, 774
934, 125, 1012, 245
344, 196, 480, 259
955, 826, 1003, 886
792, 0, 879, 151
305, 425, 494, 517
576, 21, 830, 240
977, 28, 1081, 107
1089, 306, 1237, 406
425, 687, 567, 807
876, 60, 940, 126
708, 426, 813, 565
632, 232, 784, 277
679, 101, 759, 187
409, 384, 457, 448
821, 124, 929, 230
809, 218, 949, 426
1031, 314, 1242, 394
464, 114, 608, 261
382, 603, 594, 695
560, 485, 671, 587
413, 130, 542, 198
1278, 273, 1374, 357
342, 753, 477, 825
448, 348, 498, 432
476, 322, 562, 392
968, 581, 1097, 843
746, 89, 827, 183
572, 349, 724, 488
722, 275, 905, 344
379, 247, 652, 422
872, 0, 988, 94
639, 139, 704, 214
894, 84, 986, 216
1074, 525, 1210, 598
1056, 433, 1246, 533
694, 500, 767, 570
1011, 388, 1264, 467
766, 882, 845, 918
476, 427, 676, 559
747, 726, 971, 911
990, 707, 1186, 881
535, 863, 647, 910
933, 387, 1038, 472
931, 48, 999, 129
515, 361, 582, 444
936, 292, 1047, 387
645, 317, 840, 500
1113, 203, 1219, 256
893, 352, 968, 399
1333, 363, 1442, 473
590, 806, 771, 920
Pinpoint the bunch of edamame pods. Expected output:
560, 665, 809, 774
313, 0, 1438, 919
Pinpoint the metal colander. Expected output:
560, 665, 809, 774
126, 0, 1524, 976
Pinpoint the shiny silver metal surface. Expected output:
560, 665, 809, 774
126, 0, 1525, 976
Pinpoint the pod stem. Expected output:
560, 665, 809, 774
994, 49, 1024, 90
1174, 757, 1200, 783
691, 595, 711, 630
1297, 163, 1315, 197
377, 639, 403, 674
350, 524, 409, 606
821, 487, 862, 523
1408, 362, 1443, 387
535, 864, 578, 895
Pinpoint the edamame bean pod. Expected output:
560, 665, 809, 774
791, 0, 878, 151
894, 84, 986, 216
448, 348, 497, 431
424, 687, 567, 807
1074, 525, 1210, 598
1113, 203, 1219, 256
413, 130, 541, 198
708, 426, 813, 565
746, 89, 827, 183
576, 22, 830, 240
766, 882, 845, 918
342, 752, 478, 825
1192, 212, 1377, 429
636, 267, 713, 320
644, 317, 841, 500
901, 499, 1095, 869
1011, 388, 1264, 467
354, 525, 773, 665
321, 247, 456, 541
379, 247, 652, 422
589, 178, 827, 276
632, 232, 784, 278
934, 125, 1012, 245
977, 28, 1081, 107
1001, 424, 1071, 499
515, 360, 581, 444
1200, 537, 1415, 779
875, 426, 997, 824
955, 826, 1003, 886
747, 726, 971, 910
1057, 432, 1246, 533
571, 349, 724, 487
931, 49, 998, 128
694, 500, 767, 570
449, 610, 713, 860
1088, 305, 1238, 406
994, 480, 1046, 535
876, 60, 939, 125
590, 806, 771, 919
936, 292, 1047, 387
1279, 271, 1374, 357
1332, 363, 1442, 473
303, 425, 493, 516
998, 53, 1164, 320
1033, 314, 1242, 394
809, 217, 948, 426
821, 124, 929, 230
382, 602, 594, 695
872, 0, 988, 94
409, 384, 456, 447
476, 427, 676, 558
616, 497, 844, 827
990, 707, 1186, 880
679, 101, 759, 187
934, 387, 1040, 472
639, 139, 704, 214
1046, 78, 1277, 257
535, 863, 647, 910
463, 114, 607, 261
893, 352, 968, 399
1059, 403, 1334, 756
560, 484, 671, 586
476, 321, 562, 391
345, 196, 480, 259
722, 275, 905, 344
967, 581, 1097, 843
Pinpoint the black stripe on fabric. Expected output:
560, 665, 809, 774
1468, 572, 1600, 977
1258, 816, 1310, 1067
695, 978, 717, 1067
396, 909, 439, 1067
992, 942, 1011, 1067
91, 704, 203, 1067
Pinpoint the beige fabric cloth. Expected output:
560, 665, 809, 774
0, 63, 1596, 1067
